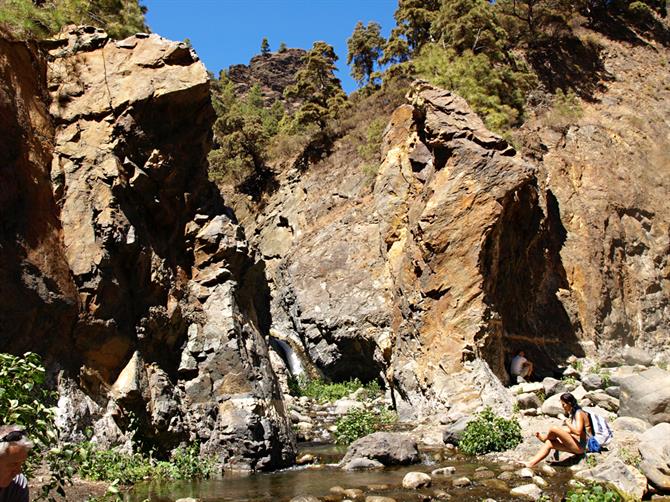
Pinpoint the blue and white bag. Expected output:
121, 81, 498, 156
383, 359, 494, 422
586, 412, 613, 452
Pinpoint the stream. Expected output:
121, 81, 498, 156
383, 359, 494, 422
125, 443, 574, 502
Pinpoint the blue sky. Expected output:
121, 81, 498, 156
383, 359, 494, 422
143, 0, 398, 94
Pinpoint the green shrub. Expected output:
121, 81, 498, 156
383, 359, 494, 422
414, 44, 534, 133
335, 408, 396, 445
291, 377, 365, 403
619, 447, 641, 468
0, 352, 74, 499
545, 89, 582, 132
566, 482, 621, 502
458, 407, 522, 455
77, 442, 215, 484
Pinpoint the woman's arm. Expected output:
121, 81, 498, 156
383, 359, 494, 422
563, 410, 586, 435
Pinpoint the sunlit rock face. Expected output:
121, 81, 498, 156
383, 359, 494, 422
1, 27, 295, 471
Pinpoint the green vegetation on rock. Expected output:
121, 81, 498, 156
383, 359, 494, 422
459, 407, 522, 455
566, 482, 622, 502
289, 377, 382, 403
335, 408, 397, 445
0, 0, 147, 39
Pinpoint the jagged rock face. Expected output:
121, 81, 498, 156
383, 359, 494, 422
0, 39, 79, 360
525, 35, 670, 363
242, 57, 670, 419
227, 48, 305, 108
1, 27, 294, 471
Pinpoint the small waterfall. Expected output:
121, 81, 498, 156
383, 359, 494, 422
273, 338, 305, 377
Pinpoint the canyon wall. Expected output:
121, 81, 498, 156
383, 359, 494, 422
0, 27, 294, 471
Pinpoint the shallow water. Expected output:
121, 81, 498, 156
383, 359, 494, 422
126, 443, 573, 502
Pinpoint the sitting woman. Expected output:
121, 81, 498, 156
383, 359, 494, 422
525, 392, 587, 468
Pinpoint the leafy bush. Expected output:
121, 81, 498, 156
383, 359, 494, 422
566, 482, 621, 502
290, 377, 377, 403
458, 407, 522, 455
334, 408, 396, 445
77, 442, 215, 484
545, 88, 583, 132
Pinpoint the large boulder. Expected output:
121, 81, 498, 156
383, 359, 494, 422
619, 367, 670, 425
575, 458, 647, 500
340, 432, 420, 467
638, 422, 670, 490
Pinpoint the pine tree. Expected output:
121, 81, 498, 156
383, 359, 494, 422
431, 0, 508, 60
261, 37, 270, 54
278, 41, 288, 53
284, 41, 347, 130
388, 0, 441, 54
347, 21, 385, 87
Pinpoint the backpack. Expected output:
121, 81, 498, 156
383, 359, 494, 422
586, 412, 613, 452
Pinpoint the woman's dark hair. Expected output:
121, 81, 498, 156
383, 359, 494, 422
560, 392, 580, 418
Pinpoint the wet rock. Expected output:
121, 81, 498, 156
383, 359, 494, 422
474, 469, 496, 479
432, 466, 456, 476
176, 498, 201, 502
290, 497, 321, 502
296, 454, 317, 465
402, 472, 431, 489
638, 422, 670, 490
365, 497, 397, 502
498, 471, 514, 480
510, 484, 543, 500
619, 367, 670, 425
532, 475, 547, 487
341, 432, 419, 467
452, 477, 472, 487
343, 488, 364, 499
518, 467, 535, 478
540, 465, 557, 476
432, 491, 451, 500
342, 458, 384, 470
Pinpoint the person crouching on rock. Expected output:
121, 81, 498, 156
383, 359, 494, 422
0, 426, 32, 502
525, 392, 586, 468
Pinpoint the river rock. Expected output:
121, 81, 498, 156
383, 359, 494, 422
518, 467, 535, 479
442, 415, 471, 446
341, 432, 419, 467
333, 399, 365, 415
176, 499, 200, 502
638, 422, 670, 490
343, 488, 364, 499
585, 391, 619, 412
541, 393, 564, 417
432, 466, 456, 476
402, 472, 431, 489
613, 416, 650, 433
532, 475, 547, 487
581, 374, 603, 391
623, 346, 654, 366
517, 392, 542, 410
576, 458, 647, 500
342, 458, 385, 470
619, 367, 670, 425
542, 378, 567, 397
452, 477, 471, 487
510, 484, 543, 500
366, 497, 397, 502
290, 497, 321, 502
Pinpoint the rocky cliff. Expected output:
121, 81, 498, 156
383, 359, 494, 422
233, 28, 670, 421
0, 26, 294, 471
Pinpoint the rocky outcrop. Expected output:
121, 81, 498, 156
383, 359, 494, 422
521, 32, 670, 364
0, 38, 79, 360
227, 48, 305, 109
1, 26, 294, 471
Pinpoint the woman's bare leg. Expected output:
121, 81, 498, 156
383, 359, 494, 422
526, 427, 584, 467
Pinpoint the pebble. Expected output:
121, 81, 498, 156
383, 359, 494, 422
402, 471, 432, 489
518, 467, 535, 478
432, 466, 456, 476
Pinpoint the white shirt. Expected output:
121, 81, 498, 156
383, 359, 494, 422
510, 355, 528, 376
